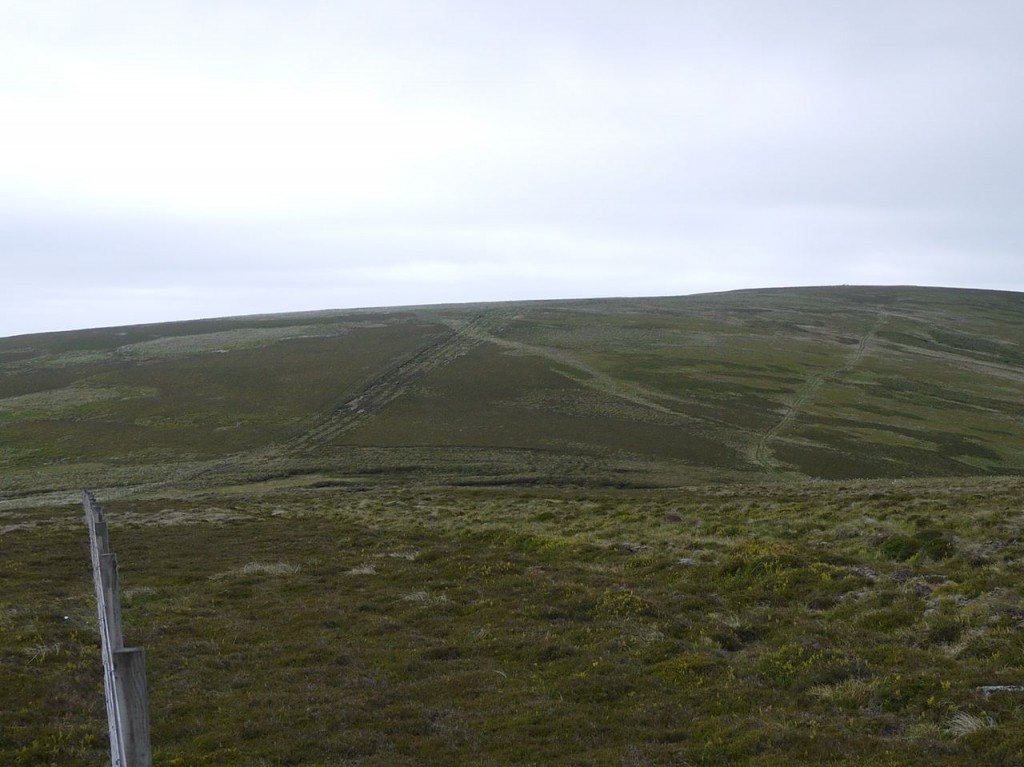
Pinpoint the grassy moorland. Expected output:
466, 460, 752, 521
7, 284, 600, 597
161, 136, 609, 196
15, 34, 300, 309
3, 286, 1024, 765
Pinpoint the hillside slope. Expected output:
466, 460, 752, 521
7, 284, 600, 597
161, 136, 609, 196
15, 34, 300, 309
3, 286, 1023, 500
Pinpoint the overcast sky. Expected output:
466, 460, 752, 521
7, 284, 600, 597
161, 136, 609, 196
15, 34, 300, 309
2, 1, 1023, 337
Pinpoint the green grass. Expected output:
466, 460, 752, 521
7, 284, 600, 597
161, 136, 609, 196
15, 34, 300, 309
4, 480, 1024, 765
4, 286, 1024, 764
5, 286, 1024, 500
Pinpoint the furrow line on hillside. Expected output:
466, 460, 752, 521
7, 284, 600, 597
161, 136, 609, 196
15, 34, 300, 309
752, 311, 888, 472
874, 340, 1024, 383
287, 311, 513, 452
455, 324, 695, 416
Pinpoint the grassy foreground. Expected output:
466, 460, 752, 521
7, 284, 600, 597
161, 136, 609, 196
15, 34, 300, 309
4, 478, 1024, 766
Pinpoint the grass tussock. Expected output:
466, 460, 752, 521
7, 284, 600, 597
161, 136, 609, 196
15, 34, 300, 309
210, 561, 302, 579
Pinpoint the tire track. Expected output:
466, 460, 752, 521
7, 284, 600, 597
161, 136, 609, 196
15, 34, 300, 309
287, 311, 512, 452
753, 311, 887, 472
456, 325, 687, 418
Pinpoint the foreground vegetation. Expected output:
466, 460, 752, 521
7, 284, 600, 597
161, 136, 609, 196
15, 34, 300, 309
4, 478, 1024, 766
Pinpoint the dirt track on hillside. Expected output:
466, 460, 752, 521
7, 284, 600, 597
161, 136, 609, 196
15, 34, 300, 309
287, 311, 513, 451
752, 311, 888, 472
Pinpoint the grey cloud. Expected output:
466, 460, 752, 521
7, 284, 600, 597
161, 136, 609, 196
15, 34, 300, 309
1, 1, 1022, 336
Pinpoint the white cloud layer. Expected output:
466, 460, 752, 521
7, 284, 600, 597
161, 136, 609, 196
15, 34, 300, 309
2, 0, 1023, 336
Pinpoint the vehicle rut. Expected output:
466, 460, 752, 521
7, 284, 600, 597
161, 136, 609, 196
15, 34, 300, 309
287, 311, 512, 451
752, 312, 887, 472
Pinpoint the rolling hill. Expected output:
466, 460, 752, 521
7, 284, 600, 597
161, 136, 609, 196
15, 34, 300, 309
2, 285, 1023, 503
5, 285, 1024, 766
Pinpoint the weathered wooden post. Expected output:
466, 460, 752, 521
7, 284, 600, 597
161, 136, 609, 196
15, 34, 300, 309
112, 647, 152, 765
83, 490, 153, 767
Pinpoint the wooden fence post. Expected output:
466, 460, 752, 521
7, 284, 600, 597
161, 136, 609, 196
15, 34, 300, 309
113, 648, 153, 766
83, 490, 153, 767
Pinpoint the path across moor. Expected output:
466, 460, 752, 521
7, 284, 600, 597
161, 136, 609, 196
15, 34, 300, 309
287, 311, 513, 452
752, 311, 888, 472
